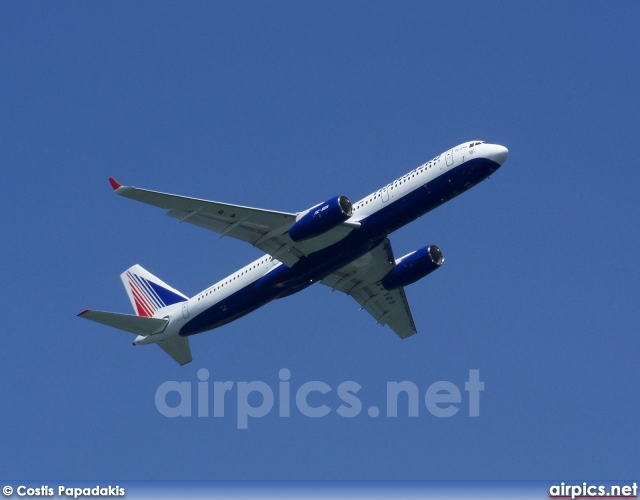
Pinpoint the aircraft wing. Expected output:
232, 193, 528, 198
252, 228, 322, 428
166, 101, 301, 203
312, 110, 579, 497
320, 239, 417, 339
109, 178, 356, 267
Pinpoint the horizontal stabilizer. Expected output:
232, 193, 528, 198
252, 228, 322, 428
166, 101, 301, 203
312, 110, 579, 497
78, 310, 168, 336
158, 337, 192, 365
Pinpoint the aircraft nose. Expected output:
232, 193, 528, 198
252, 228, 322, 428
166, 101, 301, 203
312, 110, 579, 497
487, 144, 509, 165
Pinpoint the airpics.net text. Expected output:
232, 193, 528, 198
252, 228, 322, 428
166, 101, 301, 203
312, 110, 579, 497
155, 369, 485, 429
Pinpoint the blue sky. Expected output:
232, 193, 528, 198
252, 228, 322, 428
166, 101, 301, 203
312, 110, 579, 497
1, 2, 638, 480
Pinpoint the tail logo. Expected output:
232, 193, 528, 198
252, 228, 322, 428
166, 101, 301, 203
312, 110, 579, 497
126, 272, 185, 317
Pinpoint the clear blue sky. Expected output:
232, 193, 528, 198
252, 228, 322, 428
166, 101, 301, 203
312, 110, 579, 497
1, 2, 638, 480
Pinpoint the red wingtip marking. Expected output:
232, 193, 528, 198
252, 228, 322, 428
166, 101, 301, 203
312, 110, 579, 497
77, 309, 89, 317
109, 177, 122, 190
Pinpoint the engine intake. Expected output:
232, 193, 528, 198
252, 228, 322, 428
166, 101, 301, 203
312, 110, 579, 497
381, 245, 444, 291
288, 195, 353, 242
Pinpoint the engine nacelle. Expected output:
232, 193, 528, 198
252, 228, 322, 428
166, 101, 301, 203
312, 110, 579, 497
381, 245, 444, 291
288, 195, 353, 242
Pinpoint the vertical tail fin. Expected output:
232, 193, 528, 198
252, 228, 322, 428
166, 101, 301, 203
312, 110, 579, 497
121, 264, 188, 317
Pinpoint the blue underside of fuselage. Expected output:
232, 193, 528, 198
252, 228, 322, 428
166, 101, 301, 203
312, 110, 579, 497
179, 157, 500, 336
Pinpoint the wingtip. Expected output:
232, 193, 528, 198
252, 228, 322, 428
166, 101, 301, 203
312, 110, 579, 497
77, 309, 89, 317
109, 177, 122, 190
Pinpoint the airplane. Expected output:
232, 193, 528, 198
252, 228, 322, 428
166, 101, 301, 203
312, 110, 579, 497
78, 140, 508, 365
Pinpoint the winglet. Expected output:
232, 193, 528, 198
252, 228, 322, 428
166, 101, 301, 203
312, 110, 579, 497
77, 309, 89, 317
109, 177, 122, 190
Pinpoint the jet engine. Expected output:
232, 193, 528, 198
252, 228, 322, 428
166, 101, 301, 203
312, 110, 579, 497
381, 245, 444, 290
288, 195, 353, 242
